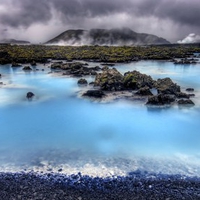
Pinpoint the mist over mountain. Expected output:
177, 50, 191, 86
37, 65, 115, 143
0, 39, 30, 44
46, 28, 170, 46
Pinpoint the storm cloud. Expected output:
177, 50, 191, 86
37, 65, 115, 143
0, 0, 200, 43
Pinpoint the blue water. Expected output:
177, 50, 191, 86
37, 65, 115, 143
0, 61, 200, 176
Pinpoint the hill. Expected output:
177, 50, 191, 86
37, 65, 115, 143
46, 28, 170, 46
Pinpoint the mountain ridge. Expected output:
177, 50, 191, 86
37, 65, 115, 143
46, 28, 170, 46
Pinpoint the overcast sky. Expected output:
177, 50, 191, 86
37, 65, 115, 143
0, 0, 200, 43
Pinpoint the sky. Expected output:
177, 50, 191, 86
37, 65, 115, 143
0, 0, 200, 43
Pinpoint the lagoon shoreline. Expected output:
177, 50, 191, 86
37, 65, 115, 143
0, 171, 200, 200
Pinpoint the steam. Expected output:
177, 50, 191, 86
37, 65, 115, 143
177, 33, 200, 44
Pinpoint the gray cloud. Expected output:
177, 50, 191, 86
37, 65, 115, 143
0, 0, 199, 43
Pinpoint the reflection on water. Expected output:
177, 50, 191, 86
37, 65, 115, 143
0, 61, 200, 177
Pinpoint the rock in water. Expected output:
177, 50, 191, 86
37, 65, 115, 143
26, 92, 35, 99
77, 78, 88, 85
83, 90, 105, 98
154, 78, 180, 95
178, 99, 195, 106
22, 66, 32, 71
146, 94, 176, 105
123, 70, 155, 90
135, 86, 153, 96
94, 68, 124, 91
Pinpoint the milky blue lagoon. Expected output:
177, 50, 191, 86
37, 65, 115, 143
0, 61, 200, 177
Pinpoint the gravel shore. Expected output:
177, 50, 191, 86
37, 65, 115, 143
0, 171, 200, 200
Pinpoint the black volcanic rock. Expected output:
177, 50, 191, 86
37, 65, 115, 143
46, 28, 170, 46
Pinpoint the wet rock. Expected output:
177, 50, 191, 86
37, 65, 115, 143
78, 78, 88, 85
83, 90, 105, 98
102, 66, 109, 71
146, 94, 176, 105
176, 92, 190, 99
31, 61, 36, 66
154, 78, 180, 95
178, 99, 195, 106
94, 68, 124, 91
51, 62, 99, 77
22, 66, 32, 71
11, 62, 21, 67
186, 88, 194, 92
123, 70, 155, 90
135, 86, 153, 96
26, 92, 35, 99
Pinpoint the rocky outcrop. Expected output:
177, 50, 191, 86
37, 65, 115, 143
146, 94, 176, 105
11, 62, 21, 67
178, 99, 195, 106
26, 92, 34, 99
82, 90, 105, 98
186, 88, 194, 92
22, 66, 32, 71
154, 78, 180, 95
94, 68, 124, 91
51, 62, 98, 77
123, 70, 155, 90
78, 78, 88, 85
135, 86, 153, 96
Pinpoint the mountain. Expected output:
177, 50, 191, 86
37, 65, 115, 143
0, 39, 30, 44
46, 28, 170, 46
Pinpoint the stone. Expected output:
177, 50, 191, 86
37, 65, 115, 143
123, 70, 155, 90
178, 99, 195, 106
154, 78, 180, 95
176, 92, 190, 99
135, 86, 153, 96
77, 78, 88, 85
22, 66, 32, 71
82, 90, 105, 98
186, 88, 194, 92
94, 68, 124, 91
146, 94, 176, 105
26, 92, 35, 99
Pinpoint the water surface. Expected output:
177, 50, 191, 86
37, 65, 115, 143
0, 61, 200, 177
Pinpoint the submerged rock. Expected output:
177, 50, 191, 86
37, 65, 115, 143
26, 92, 35, 99
83, 90, 105, 98
146, 94, 176, 105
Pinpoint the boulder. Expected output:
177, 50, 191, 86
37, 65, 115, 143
176, 92, 190, 99
22, 66, 32, 71
154, 78, 180, 95
135, 86, 153, 96
26, 92, 35, 99
77, 78, 88, 85
82, 90, 105, 98
94, 68, 124, 91
31, 61, 36, 66
123, 70, 155, 90
146, 94, 176, 105
11, 62, 21, 67
186, 88, 194, 92
178, 99, 195, 106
